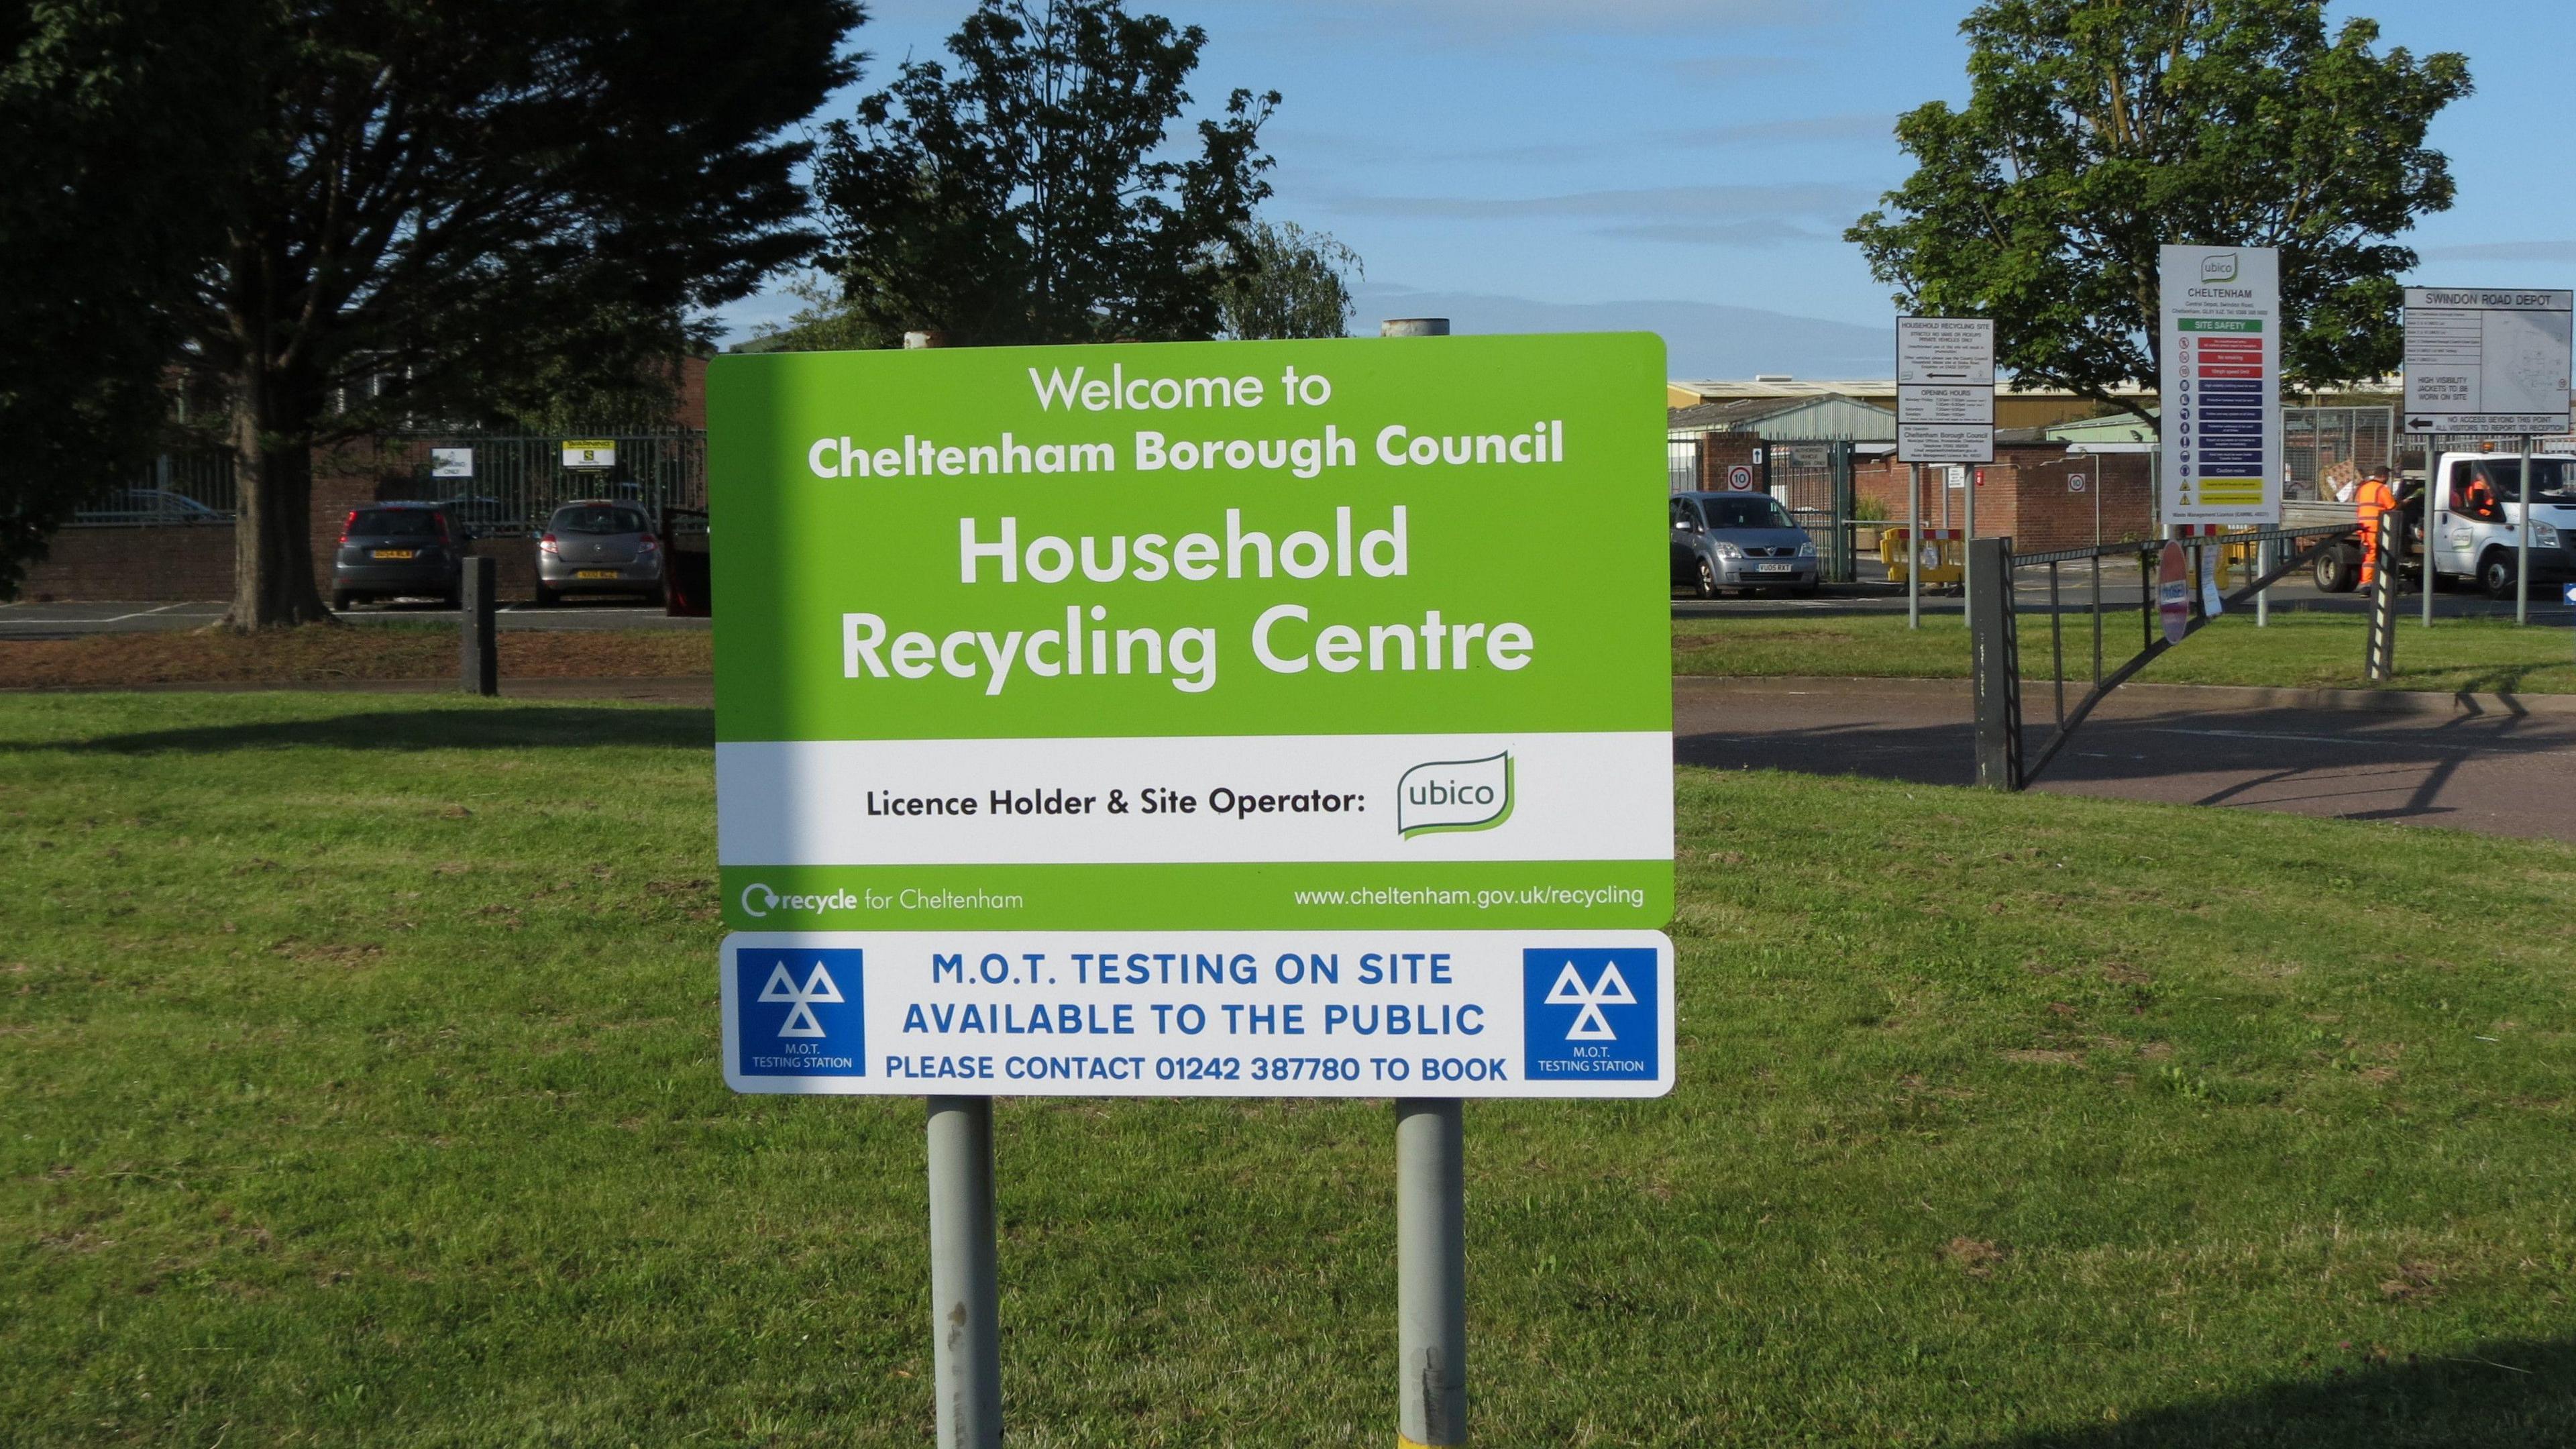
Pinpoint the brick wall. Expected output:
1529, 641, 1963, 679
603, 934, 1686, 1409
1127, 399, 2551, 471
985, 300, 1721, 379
1680, 433, 1761, 491
17, 525, 235, 602
1856, 447, 2151, 551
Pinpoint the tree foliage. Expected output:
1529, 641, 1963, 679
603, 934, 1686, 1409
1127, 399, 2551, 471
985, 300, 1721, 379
814, 0, 1277, 347
1846, 1, 2470, 425
1216, 221, 1362, 341
0, 0, 260, 599
182, 0, 861, 625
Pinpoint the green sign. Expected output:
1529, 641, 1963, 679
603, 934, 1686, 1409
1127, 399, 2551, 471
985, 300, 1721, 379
708, 334, 1672, 931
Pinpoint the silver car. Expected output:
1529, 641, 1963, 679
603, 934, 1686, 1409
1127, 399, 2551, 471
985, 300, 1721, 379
535, 500, 663, 606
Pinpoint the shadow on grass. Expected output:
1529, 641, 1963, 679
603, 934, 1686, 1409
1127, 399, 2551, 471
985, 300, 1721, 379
13, 706, 713, 753
1978, 1338, 2574, 1448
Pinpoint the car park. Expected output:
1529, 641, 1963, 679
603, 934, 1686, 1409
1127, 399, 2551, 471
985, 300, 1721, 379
535, 500, 663, 606
332, 502, 464, 609
1669, 490, 1819, 598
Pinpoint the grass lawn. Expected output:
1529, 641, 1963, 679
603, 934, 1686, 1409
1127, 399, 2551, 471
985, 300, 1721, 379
3, 692, 2572, 1446
1676, 610, 2576, 695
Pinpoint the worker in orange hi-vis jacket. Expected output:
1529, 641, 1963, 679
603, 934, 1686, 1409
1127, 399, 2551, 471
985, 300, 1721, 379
2355, 471, 2397, 587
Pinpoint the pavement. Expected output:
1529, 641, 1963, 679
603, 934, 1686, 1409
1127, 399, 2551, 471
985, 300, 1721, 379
0, 598, 704, 640
1677, 676, 2576, 843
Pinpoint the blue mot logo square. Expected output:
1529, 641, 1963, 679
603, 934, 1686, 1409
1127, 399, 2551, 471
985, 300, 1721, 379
735, 948, 866, 1077
1522, 948, 1657, 1082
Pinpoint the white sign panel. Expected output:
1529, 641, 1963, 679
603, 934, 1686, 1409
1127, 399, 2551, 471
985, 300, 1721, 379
429, 447, 474, 479
2403, 288, 2574, 435
561, 439, 618, 470
1897, 317, 1995, 464
721, 930, 1677, 1098
1723, 464, 1755, 490
2158, 245, 2282, 525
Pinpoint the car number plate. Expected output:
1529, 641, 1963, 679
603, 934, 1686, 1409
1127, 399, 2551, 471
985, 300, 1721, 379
575, 569, 620, 579
1757, 562, 1792, 573
372, 549, 415, 559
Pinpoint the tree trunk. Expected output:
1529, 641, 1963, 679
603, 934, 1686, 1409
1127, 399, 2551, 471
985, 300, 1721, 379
223, 362, 332, 629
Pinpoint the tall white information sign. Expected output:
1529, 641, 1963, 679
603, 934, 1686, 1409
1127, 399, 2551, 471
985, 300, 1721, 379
1896, 317, 1995, 464
2157, 246, 2282, 525
2402, 288, 2574, 435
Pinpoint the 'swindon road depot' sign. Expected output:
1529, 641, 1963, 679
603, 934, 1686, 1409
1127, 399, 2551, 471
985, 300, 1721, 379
706, 334, 1675, 1097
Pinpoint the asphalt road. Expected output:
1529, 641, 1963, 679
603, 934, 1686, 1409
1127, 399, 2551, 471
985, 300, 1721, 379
0, 598, 704, 640
1677, 676, 2576, 843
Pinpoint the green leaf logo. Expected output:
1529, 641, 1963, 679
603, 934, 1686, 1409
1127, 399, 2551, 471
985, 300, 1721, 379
1397, 751, 1513, 838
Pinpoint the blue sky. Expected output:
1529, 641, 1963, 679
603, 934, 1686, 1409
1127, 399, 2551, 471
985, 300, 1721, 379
718, 0, 2576, 378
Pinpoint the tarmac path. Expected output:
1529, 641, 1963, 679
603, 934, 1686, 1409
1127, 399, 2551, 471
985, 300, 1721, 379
1676, 676, 2576, 844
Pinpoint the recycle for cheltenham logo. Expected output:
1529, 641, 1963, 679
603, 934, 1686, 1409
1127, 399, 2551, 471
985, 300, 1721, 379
733, 947, 866, 1077
1522, 948, 1656, 1081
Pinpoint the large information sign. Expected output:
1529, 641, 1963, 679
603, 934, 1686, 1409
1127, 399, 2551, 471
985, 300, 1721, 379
2158, 245, 2282, 525
2402, 288, 2575, 435
1896, 316, 1995, 464
706, 335, 1676, 1097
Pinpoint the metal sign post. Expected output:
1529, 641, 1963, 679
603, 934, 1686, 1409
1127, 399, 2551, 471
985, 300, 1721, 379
1376, 317, 1470, 1449
1907, 464, 1922, 629
2519, 434, 2536, 625
1396, 1097, 1468, 1445
927, 1095, 1003, 1448
2424, 433, 2438, 631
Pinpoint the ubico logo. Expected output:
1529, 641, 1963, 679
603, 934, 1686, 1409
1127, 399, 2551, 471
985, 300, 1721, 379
1396, 751, 1513, 839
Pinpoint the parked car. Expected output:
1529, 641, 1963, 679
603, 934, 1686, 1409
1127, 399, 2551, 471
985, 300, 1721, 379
535, 500, 662, 606
1669, 491, 1819, 598
435, 494, 521, 539
332, 502, 464, 609
72, 488, 231, 526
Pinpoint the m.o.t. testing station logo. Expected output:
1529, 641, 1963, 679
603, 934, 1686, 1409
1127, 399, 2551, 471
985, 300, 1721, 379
734, 947, 866, 1077
1522, 948, 1656, 1080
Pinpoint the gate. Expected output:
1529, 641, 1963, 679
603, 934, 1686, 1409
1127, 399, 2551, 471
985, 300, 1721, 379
1765, 439, 1858, 583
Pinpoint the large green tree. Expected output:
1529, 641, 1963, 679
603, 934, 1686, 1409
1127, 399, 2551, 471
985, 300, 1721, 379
182, 0, 861, 627
1215, 221, 1362, 341
0, 0, 260, 599
812, 0, 1277, 347
1846, 1, 2469, 427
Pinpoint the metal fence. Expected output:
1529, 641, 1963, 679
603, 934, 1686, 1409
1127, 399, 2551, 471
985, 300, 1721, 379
1666, 439, 1699, 495
68, 448, 241, 525
368, 433, 708, 537
68, 430, 706, 535
2283, 405, 2393, 500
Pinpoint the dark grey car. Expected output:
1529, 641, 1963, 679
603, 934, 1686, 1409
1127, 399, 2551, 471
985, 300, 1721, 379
1669, 491, 1818, 598
536, 500, 663, 606
332, 502, 463, 608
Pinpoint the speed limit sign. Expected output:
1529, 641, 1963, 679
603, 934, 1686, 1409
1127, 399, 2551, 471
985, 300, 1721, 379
1724, 464, 1756, 490
2068, 472, 2088, 493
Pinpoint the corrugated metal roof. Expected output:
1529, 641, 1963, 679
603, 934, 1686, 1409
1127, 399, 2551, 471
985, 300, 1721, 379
1668, 394, 1898, 441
